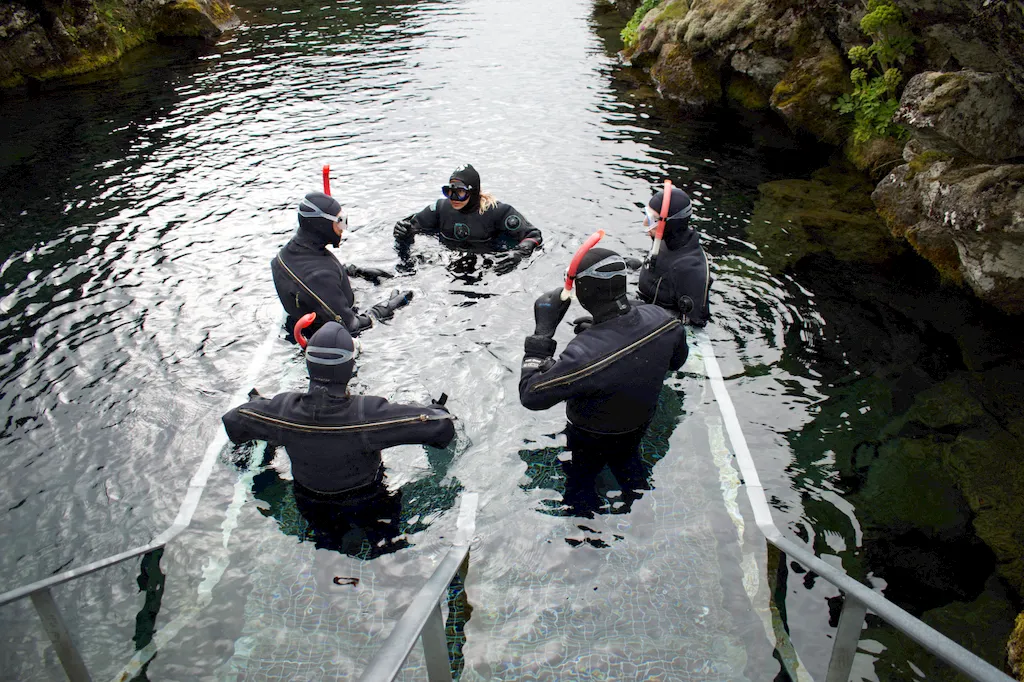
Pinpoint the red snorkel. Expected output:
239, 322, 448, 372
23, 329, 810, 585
561, 230, 606, 301
322, 165, 331, 196
294, 312, 316, 350
648, 179, 673, 267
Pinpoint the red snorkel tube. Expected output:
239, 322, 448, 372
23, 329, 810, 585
648, 179, 673, 267
560, 230, 606, 301
322, 165, 331, 196
294, 312, 316, 350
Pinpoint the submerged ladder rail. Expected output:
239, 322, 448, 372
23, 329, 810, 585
357, 492, 479, 682
695, 332, 1014, 682
0, 321, 284, 682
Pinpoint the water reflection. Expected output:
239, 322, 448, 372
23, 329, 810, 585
232, 438, 462, 560
519, 384, 682, 523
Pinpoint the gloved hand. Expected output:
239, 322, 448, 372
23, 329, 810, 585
533, 287, 571, 338
494, 249, 524, 275
346, 264, 394, 284
430, 392, 450, 413
571, 315, 593, 334
370, 289, 414, 320
624, 256, 643, 271
393, 216, 416, 239
247, 387, 263, 400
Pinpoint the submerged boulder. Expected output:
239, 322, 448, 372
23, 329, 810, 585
747, 164, 903, 272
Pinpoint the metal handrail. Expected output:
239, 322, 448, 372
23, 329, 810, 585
694, 332, 1014, 682
0, 321, 285, 682
357, 492, 479, 682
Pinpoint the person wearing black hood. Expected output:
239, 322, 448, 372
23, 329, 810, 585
637, 186, 712, 327
222, 321, 456, 503
272, 191, 414, 339
519, 246, 689, 441
393, 163, 543, 269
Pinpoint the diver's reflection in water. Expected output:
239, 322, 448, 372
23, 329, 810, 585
520, 385, 683, 521
395, 238, 522, 284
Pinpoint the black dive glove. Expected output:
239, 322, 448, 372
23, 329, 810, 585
370, 289, 414, 320
533, 288, 571, 337
624, 256, 643, 271
346, 264, 394, 284
393, 216, 416, 239
571, 316, 593, 334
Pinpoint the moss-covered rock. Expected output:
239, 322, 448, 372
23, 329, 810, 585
872, 135, 1024, 315
888, 374, 1024, 594
747, 163, 903, 271
0, 0, 238, 88
1010, 610, 1024, 681
769, 29, 850, 145
649, 42, 722, 108
843, 134, 904, 181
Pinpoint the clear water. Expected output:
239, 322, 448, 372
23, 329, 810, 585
1, 0, 1020, 680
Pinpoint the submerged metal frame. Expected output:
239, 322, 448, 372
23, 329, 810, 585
694, 332, 1013, 682
0, 321, 285, 682
0, 324, 1014, 682
357, 492, 479, 682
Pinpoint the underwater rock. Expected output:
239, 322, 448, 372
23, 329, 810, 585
892, 375, 1024, 595
747, 163, 902, 272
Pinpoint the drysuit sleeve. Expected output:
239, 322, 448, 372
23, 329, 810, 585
359, 398, 457, 451
305, 268, 373, 336
669, 326, 689, 371
518, 335, 590, 411
222, 397, 281, 444
494, 203, 542, 252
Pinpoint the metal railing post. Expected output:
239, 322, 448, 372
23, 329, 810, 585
825, 594, 868, 682
422, 602, 453, 682
29, 588, 93, 682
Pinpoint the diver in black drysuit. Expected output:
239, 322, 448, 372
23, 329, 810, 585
518, 247, 689, 511
393, 164, 543, 271
637, 186, 713, 327
222, 321, 456, 503
272, 191, 413, 339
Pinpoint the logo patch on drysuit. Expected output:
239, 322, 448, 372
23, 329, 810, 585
504, 214, 521, 230
453, 222, 471, 240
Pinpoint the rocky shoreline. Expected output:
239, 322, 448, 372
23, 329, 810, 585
0, 0, 238, 89
609, 0, 1024, 677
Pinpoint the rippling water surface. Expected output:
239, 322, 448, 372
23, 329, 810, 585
2, 0, 1020, 680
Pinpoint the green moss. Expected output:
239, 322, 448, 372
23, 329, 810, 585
1010, 611, 1024, 680
649, 0, 691, 25
746, 163, 901, 271
918, 74, 970, 115
621, 0, 662, 48
906, 149, 952, 179
843, 134, 903, 179
726, 73, 769, 110
649, 43, 722, 104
